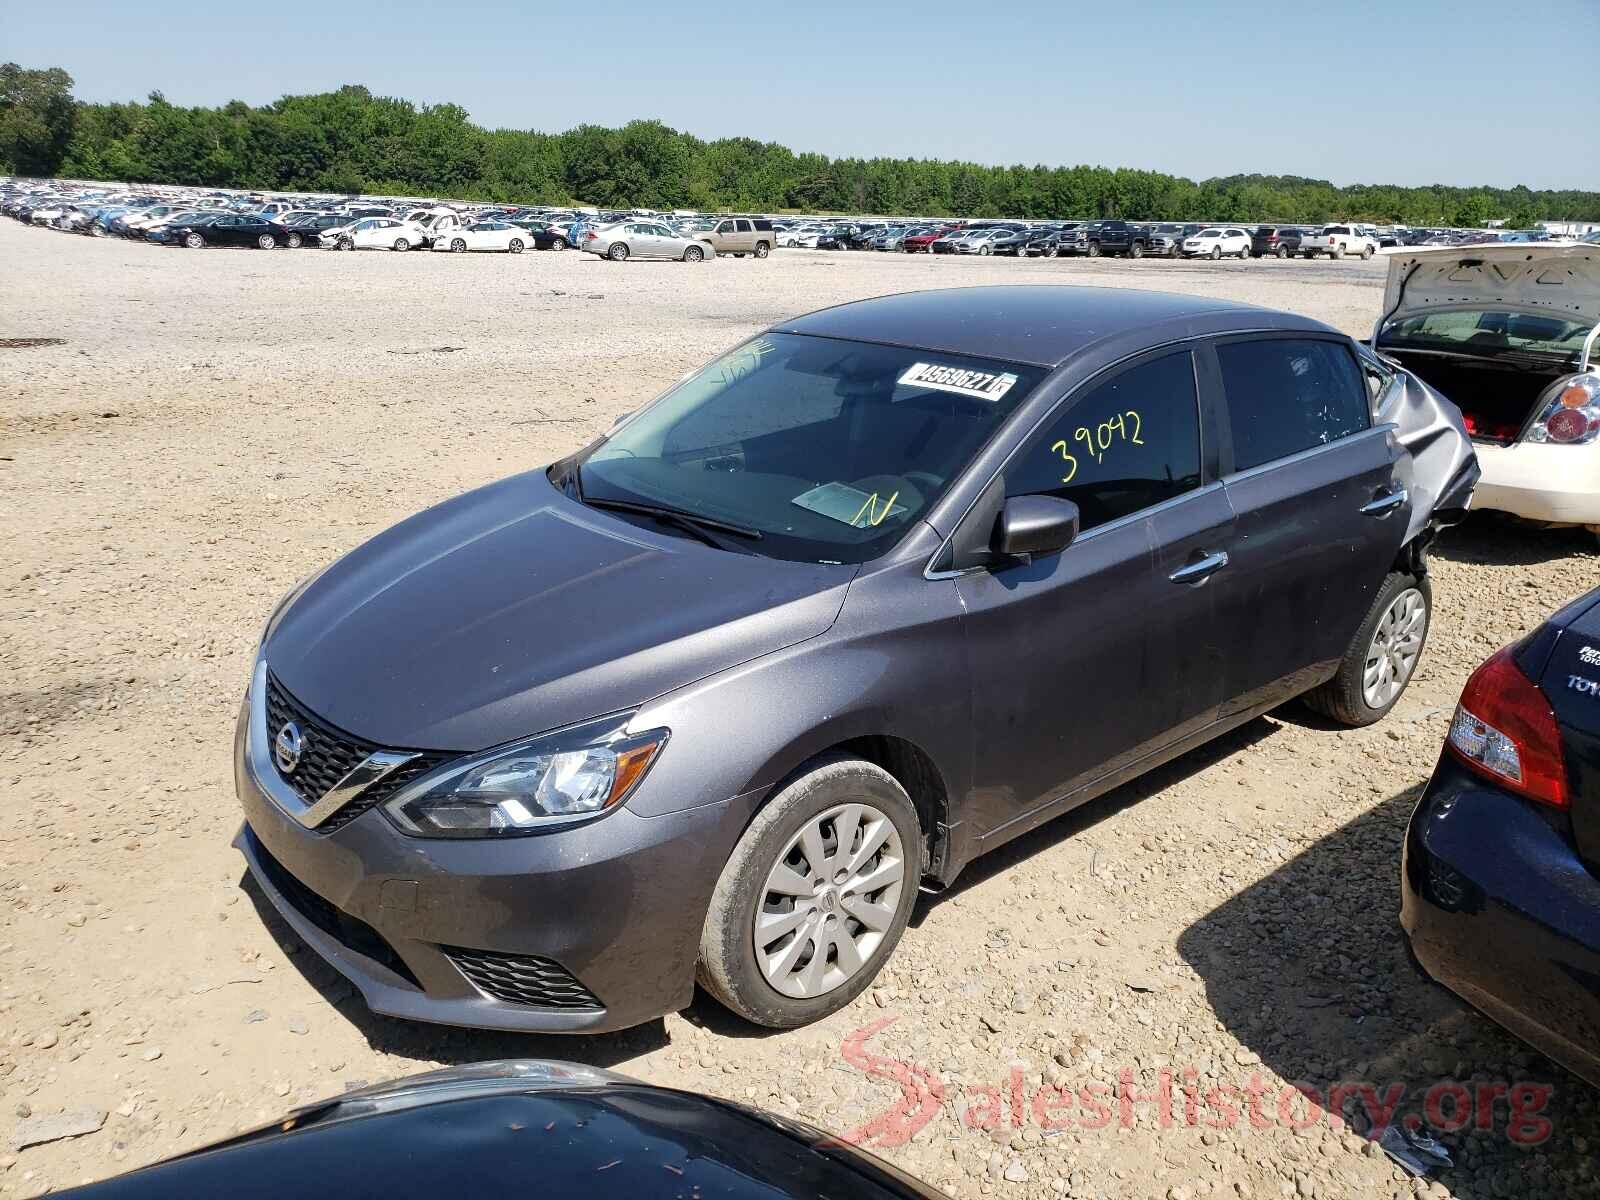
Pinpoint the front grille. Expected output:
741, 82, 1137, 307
443, 945, 603, 1011
263, 672, 452, 834
245, 827, 421, 988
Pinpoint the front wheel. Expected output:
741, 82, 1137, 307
450, 238, 466, 253
697, 755, 921, 1028
339, 237, 355, 251
978, 244, 992, 255
1086, 241, 1101, 258
1303, 571, 1431, 726
683, 244, 705, 262
1361, 244, 1374, 260
1129, 241, 1144, 259
1331, 244, 1345, 259
608, 242, 629, 261
184, 232, 204, 249
1210, 245, 1222, 260
1276, 244, 1287, 258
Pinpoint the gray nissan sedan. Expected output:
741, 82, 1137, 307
237, 286, 1478, 1032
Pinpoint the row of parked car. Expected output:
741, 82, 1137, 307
774, 217, 1588, 259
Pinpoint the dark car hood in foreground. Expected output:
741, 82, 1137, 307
265, 470, 854, 751
55, 1063, 945, 1200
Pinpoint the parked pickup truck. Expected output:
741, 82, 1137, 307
1300, 224, 1378, 260
1082, 219, 1152, 258
698, 217, 776, 258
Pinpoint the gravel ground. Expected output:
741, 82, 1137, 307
3, 221, 1599, 1200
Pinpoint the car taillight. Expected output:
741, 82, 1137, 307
1523, 372, 1599, 445
585, 231, 598, 240
1446, 645, 1568, 809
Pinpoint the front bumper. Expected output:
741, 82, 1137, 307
1401, 755, 1600, 1087
1470, 440, 1600, 529
233, 688, 755, 1033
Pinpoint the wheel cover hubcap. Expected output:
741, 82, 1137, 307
1363, 588, 1426, 709
755, 802, 904, 999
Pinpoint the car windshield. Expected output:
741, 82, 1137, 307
1380, 309, 1596, 359
573, 333, 1046, 564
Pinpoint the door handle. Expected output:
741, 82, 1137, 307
1361, 487, 1408, 516
1169, 550, 1229, 584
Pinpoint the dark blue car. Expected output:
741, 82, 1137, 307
1403, 583, 1600, 1086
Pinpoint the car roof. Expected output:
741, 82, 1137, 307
774, 285, 1312, 368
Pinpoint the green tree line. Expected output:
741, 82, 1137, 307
5, 64, 1597, 226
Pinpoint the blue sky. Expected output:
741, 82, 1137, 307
9, 0, 1598, 190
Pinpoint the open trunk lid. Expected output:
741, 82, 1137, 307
1374, 243, 1600, 337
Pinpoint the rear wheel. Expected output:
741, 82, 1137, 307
508, 239, 524, 254
697, 755, 921, 1028
1304, 571, 1431, 726
257, 234, 275, 250
393, 237, 410, 252
608, 242, 629, 261
1331, 244, 1345, 259
684, 244, 705, 262
286, 232, 303, 248
754, 241, 770, 258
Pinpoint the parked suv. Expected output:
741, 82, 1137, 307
1250, 225, 1307, 258
699, 217, 775, 258
237, 285, 1476, 1035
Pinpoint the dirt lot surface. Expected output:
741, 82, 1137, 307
4, 221, 1600, 1200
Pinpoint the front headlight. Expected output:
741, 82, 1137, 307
383, 715, 668, 838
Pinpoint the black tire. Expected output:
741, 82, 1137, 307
286, 232, 302, 248
1276, 244, 1287, 258
754, 241, 770, 258
1046, 245, 1058, 258
697, 754, 922, 1028
340, 237, 356, 251
978, 244, 992, 256
1361, 244, 1374, 260
256, 234, 275, 250
1210, 245, 1222, 260
449, 238, 466, 253
1129, 241, 1144, 259
394, 237, 410, 252
508, 239, 523, 254
683, 244, 705, 262
608, 242, 629, 261
1086, 241, 1101, 258
183, 232, 204, 249
1303, 570, 1431, 727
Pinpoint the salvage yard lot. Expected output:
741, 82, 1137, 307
4, 221, 1600, 1200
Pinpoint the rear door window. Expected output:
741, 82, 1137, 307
1216, 338, 1371, 471
1006, 351, 1203, 531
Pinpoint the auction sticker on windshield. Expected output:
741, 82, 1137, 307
899, 362, 1020, 401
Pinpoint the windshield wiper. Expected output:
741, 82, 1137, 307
583, 496, 764, 549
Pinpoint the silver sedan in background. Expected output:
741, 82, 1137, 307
580, 220, 714, 262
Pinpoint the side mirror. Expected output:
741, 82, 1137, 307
995, 495, 1080, 559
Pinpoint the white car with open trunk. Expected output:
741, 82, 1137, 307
1373, 242, 1600, 543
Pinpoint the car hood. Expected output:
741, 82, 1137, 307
263, 470, 856, 752
1376, 243, 1600, 337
